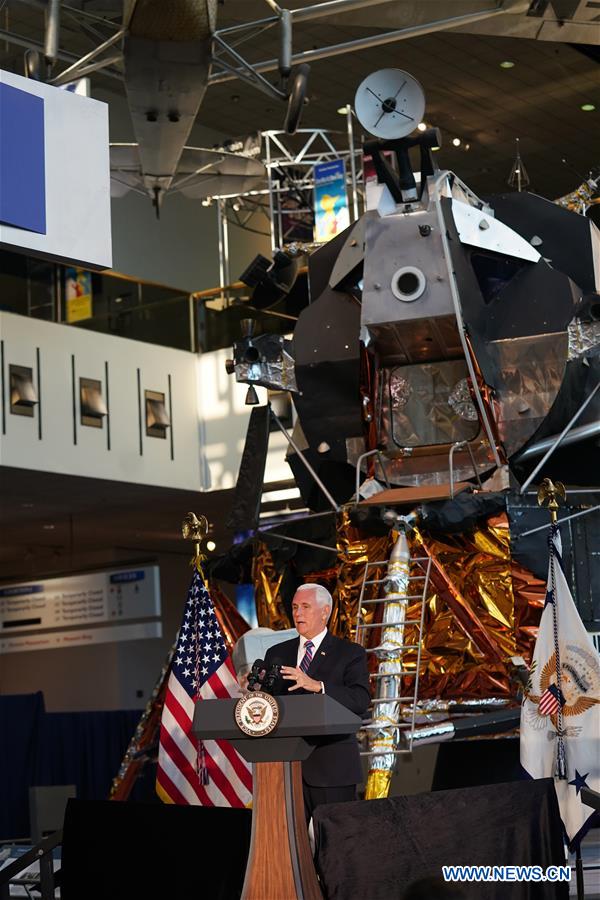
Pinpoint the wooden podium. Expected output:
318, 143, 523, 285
193, 694, 362, 900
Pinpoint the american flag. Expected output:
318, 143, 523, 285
156, 568, 252, 807
538, 683, 565, 717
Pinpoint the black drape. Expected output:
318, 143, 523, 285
61, 798, 252, 900
0, 693, 140, 840
0, 692, 45, 840
313, 779, 568, 900
35, 708, 141, 801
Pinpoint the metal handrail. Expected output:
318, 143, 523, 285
449, 439, 483, 497
0, 829, 62, 900
354, 448, 391, 503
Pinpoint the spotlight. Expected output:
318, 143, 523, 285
232, 201, 241, 211
201, 197, 212, 207
452, 137, 461, 147
417, 122, 427, 132
206, 540, 216, 552
500, 61, 515, 68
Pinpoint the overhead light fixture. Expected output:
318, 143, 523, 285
465, 143, 471, 150
417, 122, 427, 132
581, 103, 595, 111
500, 61, 515, 68
337, 105, 350, 115
145, 390, 170, 438
80, 377, 107, 428
9, 365, 37, 418
452, 137, 461, 147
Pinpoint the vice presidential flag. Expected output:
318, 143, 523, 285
520, 524, 600, 849
156, 568, 252, 807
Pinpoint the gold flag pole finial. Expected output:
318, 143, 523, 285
182, 512, 209, 573
537, 477, 566, 524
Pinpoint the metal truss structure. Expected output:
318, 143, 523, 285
4, 1, 518, 105
211, 122, 363, 299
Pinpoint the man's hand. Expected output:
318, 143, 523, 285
281, 665, 322, 693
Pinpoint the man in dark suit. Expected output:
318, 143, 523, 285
263, 583, 370, 822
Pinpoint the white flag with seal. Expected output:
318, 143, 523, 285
520, 524, 600, 848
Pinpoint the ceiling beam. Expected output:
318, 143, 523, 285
209, 4, 512, 85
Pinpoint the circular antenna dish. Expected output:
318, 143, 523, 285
354, 69, 425, 140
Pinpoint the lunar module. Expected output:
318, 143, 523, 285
227, 69, 600, 505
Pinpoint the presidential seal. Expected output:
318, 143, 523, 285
524, 643, 600, 731
234, 691, 280, 737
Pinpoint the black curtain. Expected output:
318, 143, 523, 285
314, 779, 568, 900
0, 692, 45, 840
0, 693, 139, 840
36, 708, 141, 800
61, 799, 252, 900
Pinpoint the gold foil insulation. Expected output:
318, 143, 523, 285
364, 768, 393, 801
400, 515, 545, 700
254, 514, 543, 699
252, 541, 290, 632
253, 510, 544, 803
253, 512, 392, 640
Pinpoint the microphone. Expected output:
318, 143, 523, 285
247, 658, 266, 691
262, 657, 284, 695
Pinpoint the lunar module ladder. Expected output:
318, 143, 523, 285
356, 551, 432, 758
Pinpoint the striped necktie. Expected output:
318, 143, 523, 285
299, 640, 314, 673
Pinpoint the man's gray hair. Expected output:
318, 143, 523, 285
294, 583, 333, 620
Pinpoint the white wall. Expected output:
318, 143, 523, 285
0, 312, 204, 490
197, 346, 291, 491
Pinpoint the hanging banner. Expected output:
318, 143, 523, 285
65, 267, 92, 322
313, 159, 350, 243
277, 171, 314, 244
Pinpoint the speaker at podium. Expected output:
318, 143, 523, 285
193, 692, 362, 900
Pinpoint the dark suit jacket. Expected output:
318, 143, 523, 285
264, 631, 370, 787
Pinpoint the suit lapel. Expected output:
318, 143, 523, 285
285, 638, 300, 667
307, 630, 334, 680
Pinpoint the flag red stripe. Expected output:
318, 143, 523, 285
202, 742, 246, 807
165, 684, 250, 798
157, 751, 213, 808
161, 732, 223, 806
212, 733, 253, 792
208, 668, 239, 699
156, 765, 188, 806
212, 736, 253, 793
165, 688, 196, 740
159, 727, 212, 805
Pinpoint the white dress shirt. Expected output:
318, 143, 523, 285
296, 627, 328, 693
